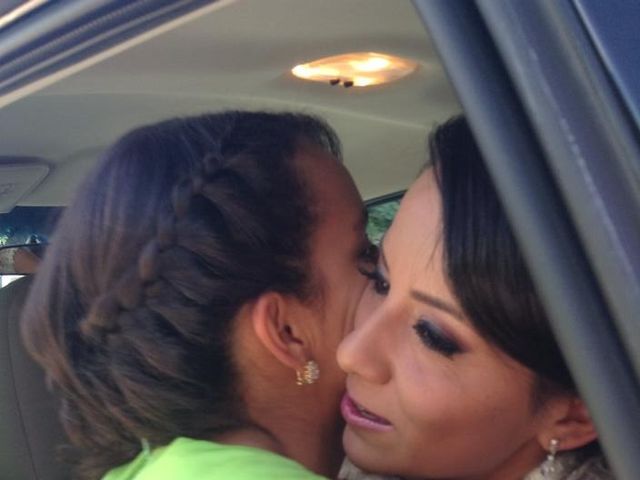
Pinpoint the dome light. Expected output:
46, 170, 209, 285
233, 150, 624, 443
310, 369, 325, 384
291, 52, 417, 88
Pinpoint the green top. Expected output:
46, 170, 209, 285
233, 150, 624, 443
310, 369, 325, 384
102, 437, 327, 480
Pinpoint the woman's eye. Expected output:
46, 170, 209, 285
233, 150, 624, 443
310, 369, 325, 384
369, 267, 390, 295
358, 243, 379, 265
357, 263, 390, 296
357, 243, 389, 295
413, 319, 461, 358
357, 243, 377, 273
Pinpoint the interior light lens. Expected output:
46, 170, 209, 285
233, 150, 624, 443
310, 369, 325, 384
291, 52, 417, 87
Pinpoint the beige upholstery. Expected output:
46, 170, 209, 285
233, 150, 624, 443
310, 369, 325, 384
0, 276, 70, 479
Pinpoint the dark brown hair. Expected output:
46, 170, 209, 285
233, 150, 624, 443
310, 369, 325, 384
431, 116, 602, 459
20, 111, 342, 479
430, 116, 574, 398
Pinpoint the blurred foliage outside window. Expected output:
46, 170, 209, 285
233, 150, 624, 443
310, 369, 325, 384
366, 196, 401, 244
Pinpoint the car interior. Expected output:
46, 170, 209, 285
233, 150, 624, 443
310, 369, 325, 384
0, 1, 461, 478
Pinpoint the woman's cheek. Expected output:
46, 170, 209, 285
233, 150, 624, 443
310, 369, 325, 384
354, 284, 382, 328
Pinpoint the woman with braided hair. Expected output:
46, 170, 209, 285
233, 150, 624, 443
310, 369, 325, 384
21, 111, 373, 479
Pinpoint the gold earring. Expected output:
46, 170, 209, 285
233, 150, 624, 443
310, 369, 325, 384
296, 360, 320, 385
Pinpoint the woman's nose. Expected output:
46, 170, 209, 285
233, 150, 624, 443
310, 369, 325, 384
337, 294, 391, 385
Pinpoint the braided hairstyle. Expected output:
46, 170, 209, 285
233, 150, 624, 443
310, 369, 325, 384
20, 111, 342, 479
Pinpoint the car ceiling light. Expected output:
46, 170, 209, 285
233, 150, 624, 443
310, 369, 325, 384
291, 52, 417, 88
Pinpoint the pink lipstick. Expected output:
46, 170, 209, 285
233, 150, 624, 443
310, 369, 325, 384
341, 394, 393, 432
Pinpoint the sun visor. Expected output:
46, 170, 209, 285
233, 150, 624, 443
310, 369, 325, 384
0, 161, 50, 213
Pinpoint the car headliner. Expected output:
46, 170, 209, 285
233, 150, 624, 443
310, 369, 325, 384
0, 0, 459, 209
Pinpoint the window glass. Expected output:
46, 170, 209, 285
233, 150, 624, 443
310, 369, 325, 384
0, 206, 61, 287
0, 206, 62, 247
366, 194, 402, 244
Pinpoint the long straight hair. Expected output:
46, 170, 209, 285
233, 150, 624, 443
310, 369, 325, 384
431, 116, 574, 397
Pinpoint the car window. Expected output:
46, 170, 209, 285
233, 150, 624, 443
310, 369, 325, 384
0, 206, 60, 286
574, 0, 640, 130
366, 193, 402, 245
0, 206, 61, 247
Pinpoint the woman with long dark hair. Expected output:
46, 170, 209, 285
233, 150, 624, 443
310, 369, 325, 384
338, 117, 612, 479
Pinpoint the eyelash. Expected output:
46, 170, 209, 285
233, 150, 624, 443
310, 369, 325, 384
413, 319, 461, 358
357, 245, 460, 358
357, 245, 390, 295
358, 243, 379, 265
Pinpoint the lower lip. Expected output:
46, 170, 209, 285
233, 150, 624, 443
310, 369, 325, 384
341, 394, 393, 432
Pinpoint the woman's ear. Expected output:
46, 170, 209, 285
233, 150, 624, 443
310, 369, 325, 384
250, 292, 309, 370
537, 396, 598, 452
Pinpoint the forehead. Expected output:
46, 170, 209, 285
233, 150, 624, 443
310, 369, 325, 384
296, 145, 365, 301
390, 170, 442, 258
384, 169, 459, 301
295, 144, 363, 222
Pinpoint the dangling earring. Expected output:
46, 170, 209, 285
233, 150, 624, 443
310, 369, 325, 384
540, 438, 560, 478
296, 360, 320, 385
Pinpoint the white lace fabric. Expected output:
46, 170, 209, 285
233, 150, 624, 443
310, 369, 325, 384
523, 453, 613, 480
339, 453, 613, 480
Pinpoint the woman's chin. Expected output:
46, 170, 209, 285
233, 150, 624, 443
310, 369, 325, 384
342, 426, 398, 477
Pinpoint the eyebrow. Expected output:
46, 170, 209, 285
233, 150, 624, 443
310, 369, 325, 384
410, 290, 465, 321
379, 234, 464, 321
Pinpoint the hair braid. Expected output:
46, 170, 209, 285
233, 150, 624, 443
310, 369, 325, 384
78, 150, 232, 345
21, 111, 342, 479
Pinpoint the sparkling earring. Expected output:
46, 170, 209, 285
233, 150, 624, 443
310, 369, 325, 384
296, 360, 320, 385
540, 438, 560, 478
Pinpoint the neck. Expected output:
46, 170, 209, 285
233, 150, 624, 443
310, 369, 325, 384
230, 311, 345, 477
464, 439, 546, 480
214, 427, 285, 454
247, 382, 345, 477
